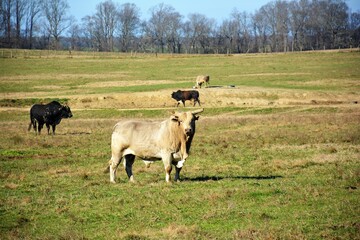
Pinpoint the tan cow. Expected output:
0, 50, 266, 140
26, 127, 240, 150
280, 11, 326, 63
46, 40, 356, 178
143, 107, 201, 181
108, 109, 203, 183
195, 75, 210, 88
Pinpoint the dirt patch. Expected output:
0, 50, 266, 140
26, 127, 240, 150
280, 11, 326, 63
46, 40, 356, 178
291, 78, 360, 87
32, 85, 64, 90
65, 86, 360, 110
1, 85, 358, 110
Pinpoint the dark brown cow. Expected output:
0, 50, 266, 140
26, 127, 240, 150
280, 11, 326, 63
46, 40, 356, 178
171, 90, 201, 107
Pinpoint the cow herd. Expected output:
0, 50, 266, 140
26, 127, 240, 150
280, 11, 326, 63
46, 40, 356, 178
28, 75, 210, 183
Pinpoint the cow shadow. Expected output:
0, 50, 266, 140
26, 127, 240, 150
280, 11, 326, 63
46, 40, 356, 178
56, 132, 91, 135
182, 175, 283, 182
206, 85, 236, 89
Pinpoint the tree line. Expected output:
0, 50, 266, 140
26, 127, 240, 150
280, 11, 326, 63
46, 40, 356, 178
1, 0, 359, 54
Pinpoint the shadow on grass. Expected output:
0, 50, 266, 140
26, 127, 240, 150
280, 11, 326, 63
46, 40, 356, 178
182, 175, 283, 182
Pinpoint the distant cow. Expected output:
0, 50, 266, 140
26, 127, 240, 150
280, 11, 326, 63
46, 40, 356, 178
108, 109, 203, 183
195, 75, 210, 88
171, 90, 201, 107
28, 101, 73, 135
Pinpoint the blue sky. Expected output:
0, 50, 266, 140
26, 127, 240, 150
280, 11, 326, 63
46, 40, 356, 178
68, 0, 360, 23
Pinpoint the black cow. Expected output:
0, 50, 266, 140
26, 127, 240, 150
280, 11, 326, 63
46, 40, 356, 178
171, 90, 201, 107
28, 101, 73, 135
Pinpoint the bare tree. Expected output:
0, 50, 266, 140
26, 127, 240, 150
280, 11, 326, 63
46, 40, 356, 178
254, 1, 290, 52
81, 15, 98, 50
13, 0, 27, 48
42, 0, 71, 49
94, 0, 117, 51
325, 0, 349, 48
165, 10, 183, 53
308, 0, 349, 49
253, 7, 271, 52
0, 0, 3, 36
147, 3, 178, 53
349, 11, 360, 47
24, 0, 41, 49
231, 9, 253, 53
289, 0, 310, 51
185, 13, 214, 53
275, 0, 290, 52
67, 19, 80, 50
118, 3, 140, 52
259, 2, 277, 52
219, 19, 236, 54
1, 0, 12, 47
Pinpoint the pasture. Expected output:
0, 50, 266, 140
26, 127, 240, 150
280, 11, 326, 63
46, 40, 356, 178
0, 50, 359, 239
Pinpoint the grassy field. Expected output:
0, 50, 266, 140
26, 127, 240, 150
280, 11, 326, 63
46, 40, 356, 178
0, 49, 359, 239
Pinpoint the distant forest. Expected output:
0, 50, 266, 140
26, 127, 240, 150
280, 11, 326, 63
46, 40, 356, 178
1, 0, 360, 54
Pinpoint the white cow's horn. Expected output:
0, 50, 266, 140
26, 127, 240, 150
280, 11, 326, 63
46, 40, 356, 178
192, 108, 204, 115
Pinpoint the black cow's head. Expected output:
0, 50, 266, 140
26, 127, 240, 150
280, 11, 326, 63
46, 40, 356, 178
171, 90, 182, 100
61, 105, 73, 118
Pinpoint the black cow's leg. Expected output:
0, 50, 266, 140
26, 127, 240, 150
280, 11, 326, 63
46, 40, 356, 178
33, 120, 37, 133
124, 154, 135, 182
38, 123, 44, 134
174, 166, 182, 182
52, 125, 56, 135
182, 100, 185, 107
46, 123, 51, 135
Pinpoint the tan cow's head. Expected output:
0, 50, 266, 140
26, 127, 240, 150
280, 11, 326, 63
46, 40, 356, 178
171, 109, 203, 137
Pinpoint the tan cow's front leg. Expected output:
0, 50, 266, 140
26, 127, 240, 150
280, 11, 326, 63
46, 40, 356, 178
165, 164, 172, 182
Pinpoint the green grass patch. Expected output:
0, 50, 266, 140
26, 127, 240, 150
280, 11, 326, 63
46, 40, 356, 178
0, 98, 69, 107
1, 51, 360, 94
75, 108, 173, 119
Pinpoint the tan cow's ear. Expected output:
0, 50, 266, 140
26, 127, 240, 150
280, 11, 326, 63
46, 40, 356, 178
171, 115, 179, 122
